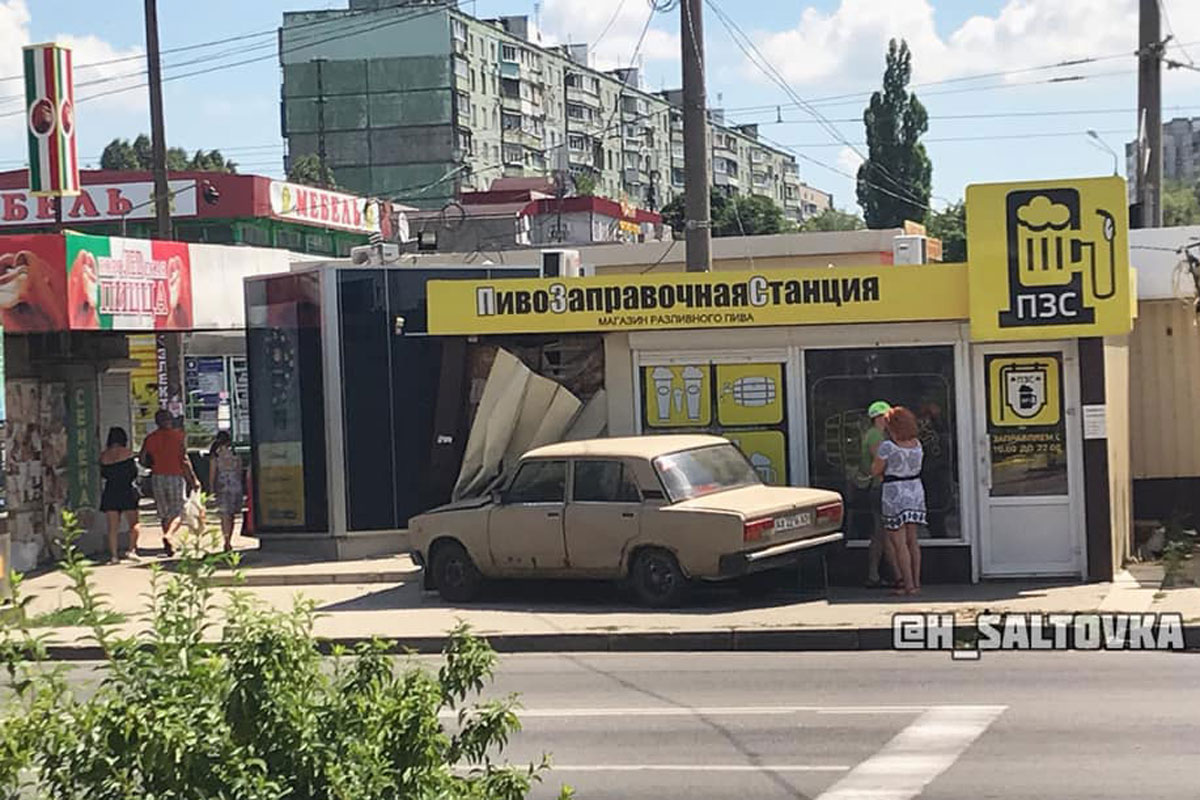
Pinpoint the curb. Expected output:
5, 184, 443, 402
38, 624, 1200, 661
206, 569, 421, 588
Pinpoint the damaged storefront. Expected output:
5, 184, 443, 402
420, 177, 1135, 584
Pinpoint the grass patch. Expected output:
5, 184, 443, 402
28, 607, 126, 628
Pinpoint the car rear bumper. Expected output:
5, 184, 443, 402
717, 532, 843, 577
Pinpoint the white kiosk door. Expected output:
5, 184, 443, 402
974, 342, 1085, 577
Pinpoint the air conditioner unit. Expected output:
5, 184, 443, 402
542, 248, 592, 277
350, 242, 402, 265
892, 235, 928, 265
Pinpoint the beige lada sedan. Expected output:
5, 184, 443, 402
409, 435, 844, 607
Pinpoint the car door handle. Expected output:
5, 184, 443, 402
547, 511, 561, 518
621, 512, 635, 518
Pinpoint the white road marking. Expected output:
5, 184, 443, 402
442, 705, 930, 719
549, 765, 851, 773
813, 705, 1007, 800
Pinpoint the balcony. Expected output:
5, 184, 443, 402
500, 61, 522, 80
566, 86, 602, 107
505, 128, 543, 149
714, 172, 740, 188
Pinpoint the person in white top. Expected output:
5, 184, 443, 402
872, 407, 927, 596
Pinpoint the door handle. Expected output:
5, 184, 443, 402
547, 511, 561, 518
621, 512, 635, 518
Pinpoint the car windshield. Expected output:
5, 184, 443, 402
653, 443, 762, 502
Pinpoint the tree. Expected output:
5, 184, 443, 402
661, 189, 788, 237
100, 134, 238, 173
716, 193, 791, 237
1163, 180, 1200, 227
0, 512, 571, 800
800, 208, 866, 232
570, 171, 598, 197
287, 153, 337, 188
856, 39, 932, 229
926, 200, 967, 261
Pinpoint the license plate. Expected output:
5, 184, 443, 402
773, 512, 812, 532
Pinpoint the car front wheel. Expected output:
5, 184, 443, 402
630, 549, 688, 607
431, 541, 482, 603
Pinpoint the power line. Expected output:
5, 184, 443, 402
1158, 0, 1196, 67
704, 0, 929, 212
728, 104, 1200, 127
591, 0, 629, 49
777, 127, 1135, 148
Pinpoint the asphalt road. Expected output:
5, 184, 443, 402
476, 651, 1200, 800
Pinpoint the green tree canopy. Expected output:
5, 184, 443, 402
1163, 180, 1200, 227
856, 39, 932, 228
800, 208, 866, 232
286, 153, 337, 188
100, 134, 238, 173
926, 200, 966, 261
661, 189, 790, 237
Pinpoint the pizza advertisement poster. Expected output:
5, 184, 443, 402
64, 233, 194, 330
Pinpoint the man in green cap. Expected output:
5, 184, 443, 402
860, 400, 896, 587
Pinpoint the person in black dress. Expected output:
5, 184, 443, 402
99, 427, 141, 563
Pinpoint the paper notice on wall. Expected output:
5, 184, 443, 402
1083, 404, 1107, 440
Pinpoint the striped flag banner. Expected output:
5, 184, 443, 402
23, 43, 79, 197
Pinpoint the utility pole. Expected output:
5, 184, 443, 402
144, 0, 171, 238
1137, 0, 1163, 228
680, 0, 711, 271
315, 58, 328, 188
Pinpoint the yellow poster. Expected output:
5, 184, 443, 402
966, 176, 1133, 341
716, 363, 784, 426
726, 430, 788, 485
644, 365, 711, 428
427, 264, 969, 335
128, 334, 159, 445
257, 441, 306, 526
987, 355, 1061, 428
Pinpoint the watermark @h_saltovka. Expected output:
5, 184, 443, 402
893, 612, 1188, 661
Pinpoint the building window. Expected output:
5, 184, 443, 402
805, 346, 961, 541
568, 135, 587, 152
502, 111, 521, 131
671, 167, 684, 186
501, 43, 517, 62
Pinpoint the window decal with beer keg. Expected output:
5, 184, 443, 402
984, 353, 1068, 497
641, 362, 788, 485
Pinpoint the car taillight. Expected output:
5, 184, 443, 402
744, 518, 773, 543
816, 501, 843, 527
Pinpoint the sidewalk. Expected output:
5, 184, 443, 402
13, 528, 1200, 657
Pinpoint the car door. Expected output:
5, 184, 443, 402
488, 459, 568, 572
564, 459, 642, 575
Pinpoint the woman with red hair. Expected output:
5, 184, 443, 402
871, 406, 926, 595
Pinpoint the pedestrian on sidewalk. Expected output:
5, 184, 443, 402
139, 410, 198, 558
872, 406, 926, 596
208, 431, 243, 553
99, 426, 140, 563
861, 400, 899, 588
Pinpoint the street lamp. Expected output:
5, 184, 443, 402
1085, 130, 1120, 176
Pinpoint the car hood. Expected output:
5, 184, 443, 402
415, 495, 493, 516
669, 484, 841, 518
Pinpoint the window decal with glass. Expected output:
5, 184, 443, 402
805, 347, 959, 541
640, 362, 788, 485
984, 353, 1067, 497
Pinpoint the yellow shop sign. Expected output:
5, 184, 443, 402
966, 176, 1133, 341
426, 263, 969, 335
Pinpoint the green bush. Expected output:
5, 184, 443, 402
0, 510, 571, 800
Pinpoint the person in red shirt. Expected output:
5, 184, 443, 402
139, 409, 199, 557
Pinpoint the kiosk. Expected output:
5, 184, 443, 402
422, 177, 1135, 583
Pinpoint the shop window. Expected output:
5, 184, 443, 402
640, 362, 788, 486
805, 346, 959, 541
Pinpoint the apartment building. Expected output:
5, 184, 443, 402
1125, 116, 1200, 196
279, 0, 831, 221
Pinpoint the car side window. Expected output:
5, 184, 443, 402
574, 460, 641, 503
505, 460, 566, 504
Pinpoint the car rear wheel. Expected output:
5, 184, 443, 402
431, 541, 482, 603
630, 549, 688, 607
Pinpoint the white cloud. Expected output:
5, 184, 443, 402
540, 0, 680, 73
836, 145, 864, 176
0, 0, 146, 125
753, 0, 1200, 91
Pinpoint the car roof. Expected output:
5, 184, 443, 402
522, 434, 730, 461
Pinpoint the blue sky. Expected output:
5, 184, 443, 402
2, 0, 1199, 213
